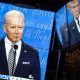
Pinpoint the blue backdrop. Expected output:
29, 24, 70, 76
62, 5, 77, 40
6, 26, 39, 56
0, 3, 54, 80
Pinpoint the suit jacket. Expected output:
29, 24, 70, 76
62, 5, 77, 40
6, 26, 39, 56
0, 38, 40, 80
60, 19, 80, 48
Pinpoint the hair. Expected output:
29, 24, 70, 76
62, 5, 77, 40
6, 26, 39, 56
67, 0, 78, 8
4, 10, 24, 24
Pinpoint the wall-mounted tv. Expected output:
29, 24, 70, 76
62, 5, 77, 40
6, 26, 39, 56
56, 0, 80, 49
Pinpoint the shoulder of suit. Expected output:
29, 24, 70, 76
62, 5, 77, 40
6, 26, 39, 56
22, 41, 39, 53
0, 38, 4, 44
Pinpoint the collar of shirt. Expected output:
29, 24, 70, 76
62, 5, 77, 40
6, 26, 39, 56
5, 36, 22, 46
74, 17, 80, 33
4, 36, 22, 65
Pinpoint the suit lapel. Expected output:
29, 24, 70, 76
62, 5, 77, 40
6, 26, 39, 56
70, 19, 80, 36
69, 19, 80, 44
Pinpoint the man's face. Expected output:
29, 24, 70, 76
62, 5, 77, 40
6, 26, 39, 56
69, 0, 79, 19
4, 14, 24, 42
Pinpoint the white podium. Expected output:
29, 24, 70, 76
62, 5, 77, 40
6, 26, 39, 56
0, 74, 30, 80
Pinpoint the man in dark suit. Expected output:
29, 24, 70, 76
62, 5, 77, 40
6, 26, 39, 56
60, 0, 80, 48
0, 10, 40, 80
60, 0, 80, 80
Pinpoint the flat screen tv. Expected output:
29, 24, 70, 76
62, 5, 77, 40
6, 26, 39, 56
56, 0, 80, 49
0, 2, 54, 80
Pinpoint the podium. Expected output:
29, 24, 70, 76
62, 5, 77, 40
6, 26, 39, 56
57, 42, 80, 80
0, 74, 30, 80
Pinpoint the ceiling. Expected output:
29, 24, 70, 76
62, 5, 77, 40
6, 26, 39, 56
0, 0, 70, 12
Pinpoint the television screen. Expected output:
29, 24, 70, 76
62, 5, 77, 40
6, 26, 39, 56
0, 2, 54, 80
56, 0, 80, 49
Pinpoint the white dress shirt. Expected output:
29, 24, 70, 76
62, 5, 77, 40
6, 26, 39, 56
74, 15, 80, 33
4, 36, 22, 66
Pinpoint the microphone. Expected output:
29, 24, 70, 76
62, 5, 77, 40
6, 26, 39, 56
12, 45, 18, 75
14, 45, 18, 50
